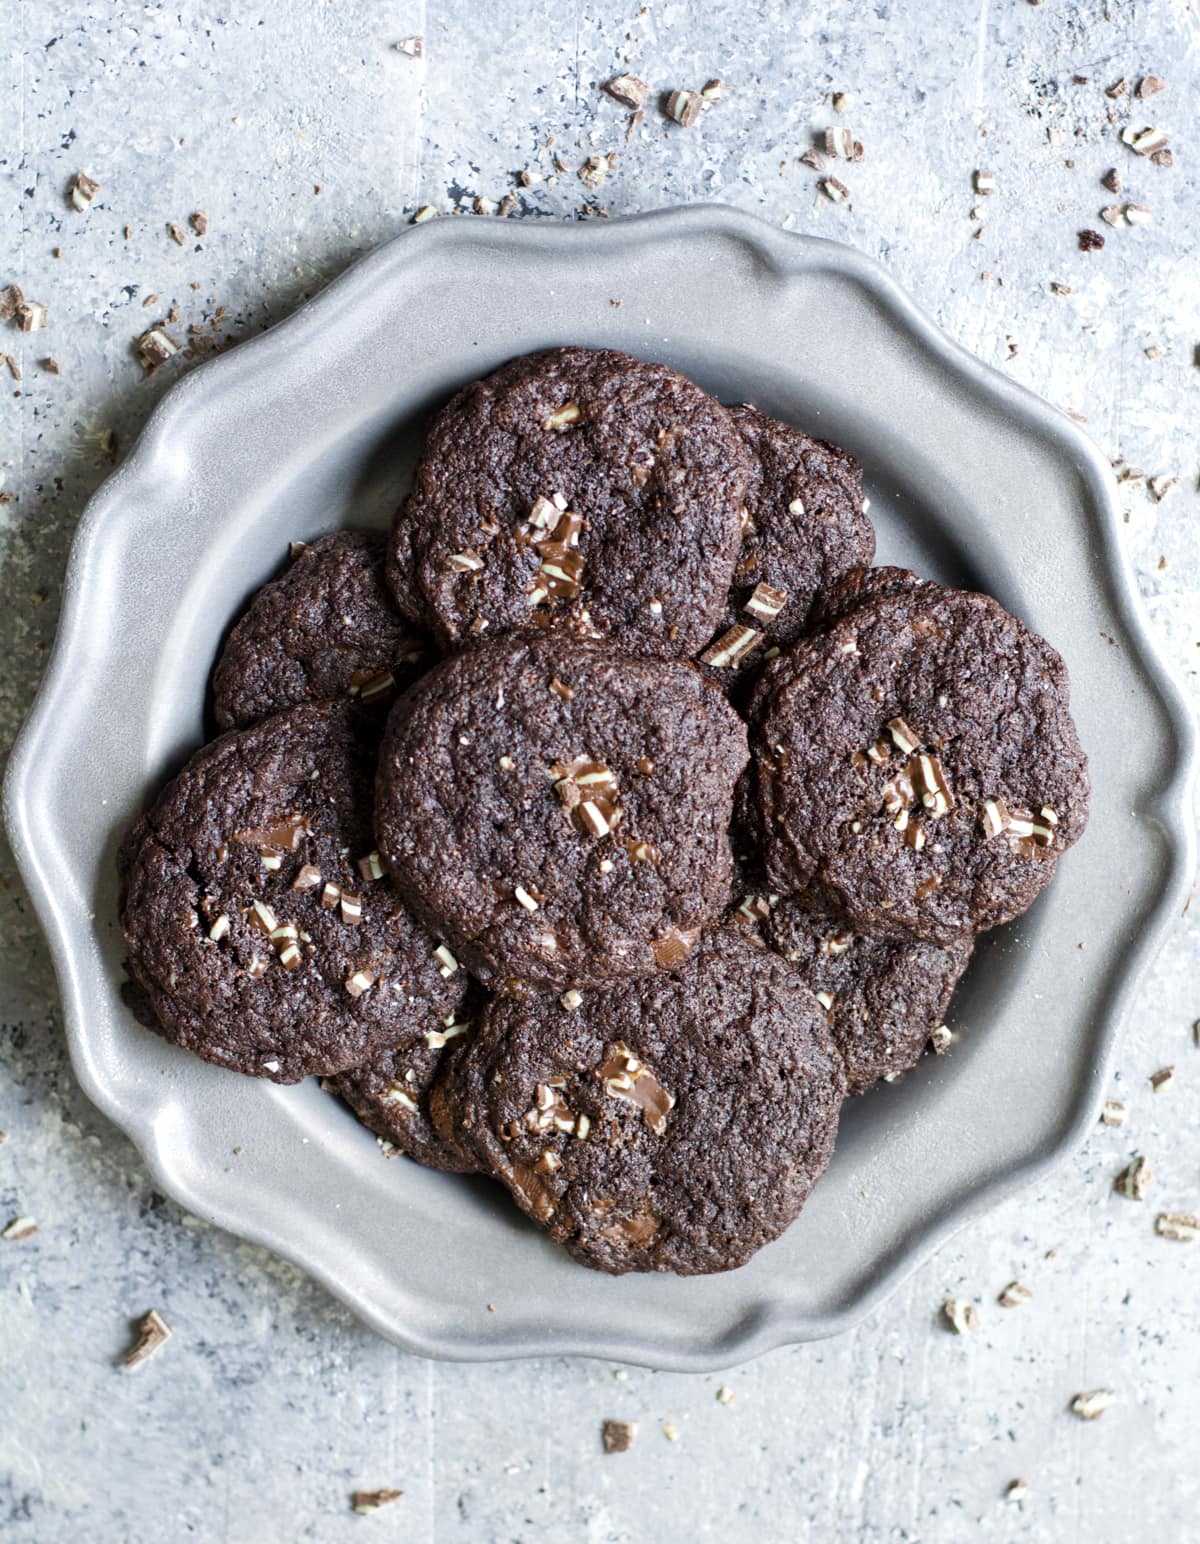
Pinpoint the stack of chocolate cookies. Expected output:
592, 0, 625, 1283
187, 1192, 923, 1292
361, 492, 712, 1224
119, 346, 1089, 1276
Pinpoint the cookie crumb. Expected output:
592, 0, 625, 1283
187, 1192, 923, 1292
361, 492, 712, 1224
1071, 1388, 1116, 1420
1078, 229, 1105, 251
825, 126, 862, 160
1155, 1212, 1198, 1242
603, 74, 648, 110
16, 299, 48, 331
942, 1298, 979, 1334
167, 221, 187, 247
579, 154, 614, 191
716, 1384, 735, 1405
190, 211, 209, 237
1114, 1155, 1152, 1200
1100, 1097, 1128, 1127
122, 1308, 172, 1370
394, 35, 423, 56
665, 89, 702, 128
351, 1488, 403, 1515
820, 176, 851, 204
661, 1421, 680, 1442
1005, 1479, 1030, 1502
411, 205, 439, 224
136, 328, 180, 372
1121, 125, 1169, 158
998, 1280, 1032, 1308
69, 170, 101, 211
1150, 1066, 1175, 1093
2, 1216, 37, 1242
602, 1419, 637, 1453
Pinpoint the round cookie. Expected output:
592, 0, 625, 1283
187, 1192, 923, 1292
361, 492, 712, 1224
375, 636, 749, 991
388, 346, 752, 659
761, 895, 973, 1095
696, 405, 873, 681
212, 532, 430, 731
327, 1010, 479, 1173
438, 926, 846, 1275
749, 584, 1089, 944
120, 700, 467, 1083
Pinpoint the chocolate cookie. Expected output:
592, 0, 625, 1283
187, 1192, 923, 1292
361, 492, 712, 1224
807, 563, 926, 631
758, 895, 973, 1095
697, 405, 873, 681
120, 700, 467, 1082
327, 1009, 479, 1172
439, 926, 845, 1275
388, 347, 752, 659
749, 584, 1089, 943
375, 636, 748, 991
212, 533, 430, 731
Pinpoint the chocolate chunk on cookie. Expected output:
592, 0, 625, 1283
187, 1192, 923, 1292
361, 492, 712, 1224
327, 1008, 479, 1172
389, 347, 751, 658
212, 533, 430, 731
120, 700, 466, 1082
439, 926, 845, 1275
697, 406, 873, 681
375, 636, 748, 991
749, 583, 1089, 943
759, 895, 973, 1095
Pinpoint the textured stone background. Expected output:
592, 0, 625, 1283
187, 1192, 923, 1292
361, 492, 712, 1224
2, 2, 1198, 1540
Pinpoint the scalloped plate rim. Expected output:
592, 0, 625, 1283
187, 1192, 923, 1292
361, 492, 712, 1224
4, 204, 1196, 1369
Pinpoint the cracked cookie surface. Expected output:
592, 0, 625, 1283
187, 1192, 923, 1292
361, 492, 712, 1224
375, 636, 748, 991
213, 532, 430, 730
388, 346, 751, 659
433, 926, 845, 1274
120, 700, 466, 1082
748, 583, 1089, 943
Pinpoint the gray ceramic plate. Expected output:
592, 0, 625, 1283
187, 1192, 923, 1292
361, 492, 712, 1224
5, 206, 1196, 1370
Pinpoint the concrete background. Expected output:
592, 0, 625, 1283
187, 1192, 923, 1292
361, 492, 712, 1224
2, 1, 1198, 1539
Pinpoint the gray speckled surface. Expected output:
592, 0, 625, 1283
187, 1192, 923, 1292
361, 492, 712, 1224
1, 2, 1197, 1540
